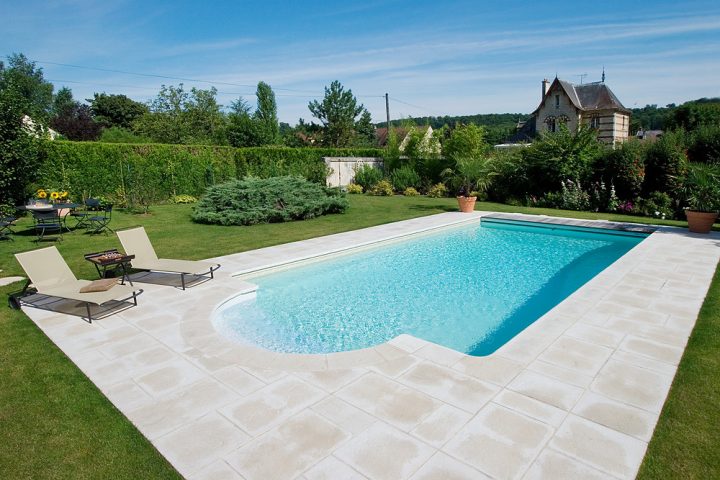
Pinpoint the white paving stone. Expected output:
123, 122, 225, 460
13, 212, 719, 480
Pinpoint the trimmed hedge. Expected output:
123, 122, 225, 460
41, 141, 236, 201
40, 142, 383, 203
235, 147, 382, 183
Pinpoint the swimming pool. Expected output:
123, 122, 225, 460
214, 219, 646, 356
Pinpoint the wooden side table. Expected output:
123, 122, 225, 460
84, 249, 135, 286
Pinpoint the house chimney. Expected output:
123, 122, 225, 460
542, 79, 550, 98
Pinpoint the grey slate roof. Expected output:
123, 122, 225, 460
537, 78, 630, 114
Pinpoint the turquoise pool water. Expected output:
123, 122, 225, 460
214, 220, 645, 356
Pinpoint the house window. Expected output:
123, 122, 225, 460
545, 116, 557, 132
590, 116, 600, 129
555, 95, 560, 108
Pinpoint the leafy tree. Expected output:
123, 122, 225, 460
666, 99, 720, 131
520, 124, 604, 196
688, 124, 720, 165
0, 53, 54, 121
642, 130, 687, 196
592, 140, 645, 200
52, 86, 75, 117
50, 103, 102, 141
226, 97, 263, 147
254, 81, 279, 144
354, 110, 376, 146
443, 124, 489, 162
133, 84, 225, 144
0, 88, 44, 206
90, 93, 148, 129
308, 80, 371, 147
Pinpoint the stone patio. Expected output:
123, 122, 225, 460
20, 212, 720, 479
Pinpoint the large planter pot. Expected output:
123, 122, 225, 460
457, 196, 477, 213
686, 210, 718, 234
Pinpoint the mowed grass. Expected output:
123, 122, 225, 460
637, 262, 720, 479
0, 194, 715, 478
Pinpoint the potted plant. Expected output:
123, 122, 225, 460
442, 157, 496, 213
683, 163, 720, 233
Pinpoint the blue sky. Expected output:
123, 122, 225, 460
2, 0, 720, 124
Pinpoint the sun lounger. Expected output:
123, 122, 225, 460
14, 246, 143, 322
116, 227, 220, 290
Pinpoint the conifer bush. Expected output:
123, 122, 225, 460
191, 176, 348, 225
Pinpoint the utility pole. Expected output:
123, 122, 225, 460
385, 93, 391, 135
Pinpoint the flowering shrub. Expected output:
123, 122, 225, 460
617, 200, 634, 213
558, 179, 590, 211
426, 183, 447, 198
368, 180, 394, 196
589, 181, 619, 212
403, 187, 419, 196
170, 194, 198, 204
346, 183, 363, 194
636, 192, 673, 219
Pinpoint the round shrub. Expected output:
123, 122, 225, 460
427, 183, 448, 198
192, 176, 348, 225
368, 180, 394, 196
346, 183, 363, 194
403, 187, 419, 196
390, 165, 421, 192
353, 164, 384, 191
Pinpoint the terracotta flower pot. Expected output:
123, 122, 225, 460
686, 210, 718, 234
457, 196, 477, 213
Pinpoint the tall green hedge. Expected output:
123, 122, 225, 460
39, 142, 383, 203
234, 147, 382, 183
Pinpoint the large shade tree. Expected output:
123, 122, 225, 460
133, 84, 225, 144
90, 93, 148, 129
0, 88, 44, 206
0, 53, 54, 122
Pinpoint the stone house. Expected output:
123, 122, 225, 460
535, 77, 631, 145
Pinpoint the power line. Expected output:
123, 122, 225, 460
37, 59, 385, 99
36, 59, 327, 93
389, 96, 437, 115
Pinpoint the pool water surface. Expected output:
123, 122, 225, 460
214, 220, 645, 355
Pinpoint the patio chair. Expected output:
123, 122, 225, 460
71, 198, 101, 229
14, 246, 143, 323
88, 204, 113, 234
117, 227, 221, 290
0, 216, 16, 241
32, 210, 63, 241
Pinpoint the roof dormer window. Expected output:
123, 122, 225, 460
555, 95, 560, 109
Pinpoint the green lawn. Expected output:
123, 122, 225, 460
0, 195, 716, 478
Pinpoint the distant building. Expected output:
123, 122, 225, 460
505, 76, 631, 146
535, 77, 630, 145
636, 129, 663, 141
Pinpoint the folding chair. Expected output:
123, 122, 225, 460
33, 211, 63, 241
88, 204, 113, 234
0, 216, 16, 241
71, 198, 101, 229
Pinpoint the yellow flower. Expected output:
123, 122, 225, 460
37, 190, 47, 199
61, 191, 69, 198
51, 191, 60, 200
